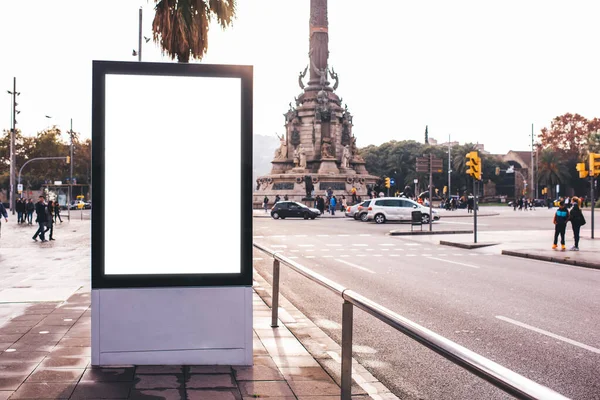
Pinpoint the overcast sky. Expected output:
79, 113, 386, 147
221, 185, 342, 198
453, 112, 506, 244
1, 0, 599, 154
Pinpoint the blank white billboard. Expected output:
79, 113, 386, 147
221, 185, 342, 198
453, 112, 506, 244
103, 74, 241, 275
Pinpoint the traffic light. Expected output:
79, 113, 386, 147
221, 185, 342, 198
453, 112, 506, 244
576, 162, 588, 179
66, 156, 70, 164
495, 167, 500, 176
466, 151, 481, 180
384, 177, 390, 188
590, 153, 600, 177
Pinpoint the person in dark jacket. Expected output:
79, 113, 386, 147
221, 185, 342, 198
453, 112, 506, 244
16, 199, 24, 223
32, 196, 48, 242
569, 197, 586, 251
54, 201, 62, 223
45, 200, 55, 241
552, 201, 569, 251
0, 202, 8, 237
26, 199, 35, 225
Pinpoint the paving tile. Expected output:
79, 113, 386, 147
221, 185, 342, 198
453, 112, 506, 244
0, 391, 11, 400
62, 328, 90, 338
0, 350, 48, 363
5, 320, 40, 328
288, 380, 340, 396
9, 382, 76, 399
35, 318, 77, 327
16, 333, 63, 345
9, 315, 46, 322
0, 375, 27, 391
28, 368, 85, 382
0, 326, 31, 335
269, 355, 319, 368
70, 382, 133, 399
279, 367, 336, 382
297, 397, 341, 399
49, 346, 91, 357
188, 389, 242, 400
188, 365, 232, 374
8, 342, 56, 352
135, 365, 183, 374
234, 365, 284, 381
238, 381, 295, 398
252, 356, 278, 369
129, 389, 186, 400
0, 362, 40, 376
56, 337, 90, 347
0, 342, 13, 351
81, 367, 135, 382
40, 356, 90, 368
0, 334, 22, 343
30, 326, 70, 335
187, 374, 236, 389
133, 374, 183, 389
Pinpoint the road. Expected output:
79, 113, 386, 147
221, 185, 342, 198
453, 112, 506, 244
253, 207, 600, 399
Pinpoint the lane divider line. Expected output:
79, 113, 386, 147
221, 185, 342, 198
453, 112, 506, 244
496, 316, 600, 354
426, 257, 480, 269
334, 258, 376, 274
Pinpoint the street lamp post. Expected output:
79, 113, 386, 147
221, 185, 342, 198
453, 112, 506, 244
7, 77, 19, 215
414, 179, 418, 199
447, 134, 452, 199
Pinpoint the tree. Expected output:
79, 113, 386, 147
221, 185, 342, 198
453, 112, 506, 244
539, 113, 600, 158
152, 0, 237, 63
537, 148, 570, 197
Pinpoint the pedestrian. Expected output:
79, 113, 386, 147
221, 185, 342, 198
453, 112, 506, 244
467, 195, 474, 213
552, 201, 569, 251
330, 195, 337, 215
284, 194, 289, 201
26, 199, 34, 225
340, 195, 346, 212
16, 199, 24, 224
54, 201, 63, 223
0, 201, 8, 238
44, 200, 55, 241
263, 196, 269, 213
351, 186, 357, 204
568, 197, 586, 251
317, 195, 325, 215
32, 196, 48, 242
275, 194, 281, 204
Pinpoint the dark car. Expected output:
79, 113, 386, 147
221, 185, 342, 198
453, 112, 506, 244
271, 201, 320, 220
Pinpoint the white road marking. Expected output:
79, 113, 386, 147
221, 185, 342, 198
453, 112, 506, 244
379, 244, 394, 246
338, 234, 350, 237
405, 243, 421, 246
272, 235, 285, 238
422, 254, 432, 257
320, 249, 330, 252
496, 316, 600, 354
453, 253, 463, 256
439, 220, 489, 226
323, 255, 333, 258
426, 257, 480, 269
306, 249, 315, 252
271, 245, 287, 248
438, 254, 447, 256
381, 249, 389, 252
366, 249, 374, 252
299, 244, 315, 247
290, 250, 300, 253
340, 255, 350, 257
288, 256, 298, 259
394, 248, 404, 251
390, 254, 400, 257
353, 244, 368, 247
305, 256, 316, 259
359, 234, 371, 237
317, 235, 330, 237
406, 254, 416, 257
373, 255, 382, 257
327, 244, 342, 247
357, 254, 366, 257
295, 235, 307, 237
335, 259, 376, 274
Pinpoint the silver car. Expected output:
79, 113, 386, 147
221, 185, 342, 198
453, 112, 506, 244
345, 200, 371, 221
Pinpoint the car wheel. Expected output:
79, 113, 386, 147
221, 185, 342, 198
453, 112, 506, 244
360, 213, 368, 222
311, 216, 316, 220
374, 214, 386, 224
354, 214, 360, 220
421, 213, 430, 224
303, 212, 309, 220
272, 212, 280, 219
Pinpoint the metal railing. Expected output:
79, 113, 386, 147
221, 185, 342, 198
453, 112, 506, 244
253, 243, 570, 400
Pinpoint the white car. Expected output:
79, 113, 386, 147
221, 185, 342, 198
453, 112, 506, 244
366, 197, 440, 224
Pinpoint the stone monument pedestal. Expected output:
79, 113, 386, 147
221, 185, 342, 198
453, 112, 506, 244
318, 158, 340, 175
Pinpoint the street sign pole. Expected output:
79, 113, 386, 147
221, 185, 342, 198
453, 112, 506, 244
474, 177, 478, 243
591, 176, 595, 239
429, 154, 433, 232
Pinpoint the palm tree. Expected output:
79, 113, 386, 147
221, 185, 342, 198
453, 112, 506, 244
537, 148, 570, 195
152, 0, 236, 63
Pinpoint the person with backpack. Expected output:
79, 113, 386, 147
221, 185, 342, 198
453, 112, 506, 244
552, 201, 570, 251
569, 197, 586, 251
263, 196, 269, 213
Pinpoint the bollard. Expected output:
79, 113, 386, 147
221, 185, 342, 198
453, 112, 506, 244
341, 300, 353, 400
271, 259, 280, 328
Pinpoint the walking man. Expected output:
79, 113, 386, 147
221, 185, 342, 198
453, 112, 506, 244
0, 201, 8, 238
45, 200, 55, 241
26, 198, 35, 225
263, 196, 269, 213
552, 201, 569, 251
54, 201, 63, 223
32, 196, 48, 242
569, 197, 586, 251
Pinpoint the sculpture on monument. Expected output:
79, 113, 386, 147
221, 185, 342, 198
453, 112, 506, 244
298, 65, 308, 89
328, 67, 339, 90
293, 147, 300, 167
299, 147, 307, 169
274, 133, 288, 160
321, 138, 333, 158
341, 145, 350, 168
304, 175, 314, 198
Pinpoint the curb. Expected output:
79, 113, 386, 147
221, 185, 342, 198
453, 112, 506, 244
389, 230, 473, 236
440, 241, 499, 249
501, 250, 600, 270
437, 212, 500, 218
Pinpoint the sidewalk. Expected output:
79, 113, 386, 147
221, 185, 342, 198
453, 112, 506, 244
0, 217, 395, 399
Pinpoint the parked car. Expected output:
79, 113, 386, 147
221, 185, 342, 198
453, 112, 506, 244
271, 201, 320, 220
366, 197, 440, 224
345, 200, 371, 221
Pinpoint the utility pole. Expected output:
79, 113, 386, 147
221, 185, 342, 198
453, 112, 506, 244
429, 153, 433, 232
448, 134, 452, 200
9, 77, 18, 215
69, 119, 74, 221
138, 7, 143, 61
531, 123, 534, 199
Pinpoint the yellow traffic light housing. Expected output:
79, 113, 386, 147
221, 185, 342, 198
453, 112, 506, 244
465, 151, 481, 180
590, 153, 600, 177
384, 177, 390, 188
66, 156, 71, 164
576, 162, 588, 179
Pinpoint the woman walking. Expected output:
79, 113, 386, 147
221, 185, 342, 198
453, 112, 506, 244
45, 200, 56, 241
569, 197, 586, 251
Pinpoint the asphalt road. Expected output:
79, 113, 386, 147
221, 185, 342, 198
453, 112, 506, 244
253, 209, 600, 400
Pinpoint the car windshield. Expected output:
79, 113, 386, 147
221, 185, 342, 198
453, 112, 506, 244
293, 202, 307, 208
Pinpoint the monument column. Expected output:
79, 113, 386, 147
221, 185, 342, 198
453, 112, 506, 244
308, 0, 329, 87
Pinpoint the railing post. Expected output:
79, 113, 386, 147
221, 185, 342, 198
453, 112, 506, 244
271, 259, 280, 328
341, 300, 353, 400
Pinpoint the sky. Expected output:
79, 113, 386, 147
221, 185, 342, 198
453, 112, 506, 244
1, 0, 599, 155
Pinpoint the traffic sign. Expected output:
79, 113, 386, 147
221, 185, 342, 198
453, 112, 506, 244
17, 184, 23, 193
390, 178, 395, 185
